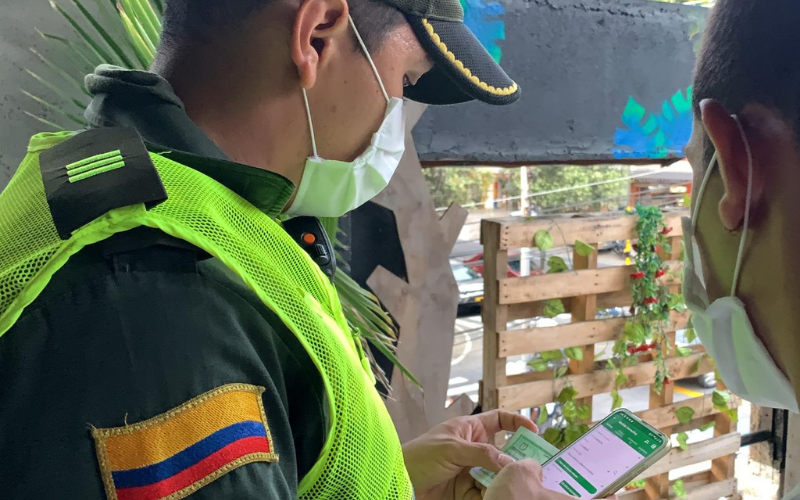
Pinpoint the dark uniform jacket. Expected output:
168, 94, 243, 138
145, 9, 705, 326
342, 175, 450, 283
0, 66, 328, 499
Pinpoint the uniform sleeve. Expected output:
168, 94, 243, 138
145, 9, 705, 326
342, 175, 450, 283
0, 242, 328, 500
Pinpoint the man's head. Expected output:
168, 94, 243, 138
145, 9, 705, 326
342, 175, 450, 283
686, 0, 800, 399
153, 0, 518, 188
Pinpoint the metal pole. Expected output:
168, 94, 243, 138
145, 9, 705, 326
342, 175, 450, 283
519, 166, 531, 277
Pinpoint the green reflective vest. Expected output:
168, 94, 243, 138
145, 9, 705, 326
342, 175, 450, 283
0, 130, 412, 500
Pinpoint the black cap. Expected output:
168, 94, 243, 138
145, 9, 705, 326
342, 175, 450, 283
379, 0, 520, 106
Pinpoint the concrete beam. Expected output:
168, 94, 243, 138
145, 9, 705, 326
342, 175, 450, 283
413, 0, 708, 165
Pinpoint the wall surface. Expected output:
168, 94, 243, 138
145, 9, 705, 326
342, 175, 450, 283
413, 0, 707, 164
0, 0, 79, 188
0, 0, 707, 188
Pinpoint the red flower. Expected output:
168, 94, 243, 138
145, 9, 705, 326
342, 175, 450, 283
662, 227, 673, 235
630, 272, 646, 280
655, 269, 666, 278
629, 306, 636, 315
632, 244, 639, 252
627, 346, 637, 355
663, 378, 672, 386
643, 297, 658, 305
654, 245, 662, 253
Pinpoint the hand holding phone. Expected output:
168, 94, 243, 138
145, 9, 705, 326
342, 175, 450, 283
540, 409, 670, 498
483, 459, 620, 500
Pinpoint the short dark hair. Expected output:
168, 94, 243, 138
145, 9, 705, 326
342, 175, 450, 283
693, 0, 800, 165
160, 0, 405, 54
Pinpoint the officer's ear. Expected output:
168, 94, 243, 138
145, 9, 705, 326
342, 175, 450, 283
292, 0, 350, 90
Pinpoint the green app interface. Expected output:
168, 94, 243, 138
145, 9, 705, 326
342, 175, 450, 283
542, 411, 665, 499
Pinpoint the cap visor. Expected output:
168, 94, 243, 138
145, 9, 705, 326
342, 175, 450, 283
404, 16, 520, 106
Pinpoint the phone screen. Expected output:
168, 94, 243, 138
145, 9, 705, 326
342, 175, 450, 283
541, 411, 667, 499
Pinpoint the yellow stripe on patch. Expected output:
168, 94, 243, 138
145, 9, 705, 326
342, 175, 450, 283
100, 384, 264, 471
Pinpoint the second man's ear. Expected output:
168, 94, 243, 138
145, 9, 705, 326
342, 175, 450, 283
700, 99, 765, 231
291, 0, 350, 90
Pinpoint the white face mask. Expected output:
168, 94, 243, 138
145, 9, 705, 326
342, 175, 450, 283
683, 115, 799, 412
285, 16, 406, 218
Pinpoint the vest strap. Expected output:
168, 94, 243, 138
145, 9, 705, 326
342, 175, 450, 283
39, 127, 168, 240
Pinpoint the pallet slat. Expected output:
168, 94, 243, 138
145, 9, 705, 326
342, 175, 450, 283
499, 261, 683, 305
499, 311, 690, 356
483, 212, 686, 250
498, 353, 713, 411
637, 434, 741, 481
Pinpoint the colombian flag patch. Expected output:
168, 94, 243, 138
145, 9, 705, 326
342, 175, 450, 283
92, 384, 278, 500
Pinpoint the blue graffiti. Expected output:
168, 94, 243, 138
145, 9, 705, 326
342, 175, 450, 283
613, 87, 694, 160
460, 0, 506, 62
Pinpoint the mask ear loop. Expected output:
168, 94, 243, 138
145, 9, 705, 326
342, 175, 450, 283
692, 151, 718, 230
302, 88, 320, 160
348, 16, 390, 103
730, 114, 754, 297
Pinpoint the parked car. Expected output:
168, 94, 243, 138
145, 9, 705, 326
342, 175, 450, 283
453, 263, 484, 317
464, 252, 520, 278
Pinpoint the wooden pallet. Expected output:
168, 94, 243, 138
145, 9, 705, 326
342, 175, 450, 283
480, 211, 740, 500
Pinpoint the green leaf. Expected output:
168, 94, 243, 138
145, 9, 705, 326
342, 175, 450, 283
547, 256, 568, 273
541, 350, 564, 362
669, 293, 686, 311
726, 408, 739, 423
676, 346, 694, 358
70, 0, 136, 67
22, 111, 65, 131
543, 299, 566, 318
555, 365, 569, 378
28, 47, 89, 97
51, 0, 114, 64
118, 4, 156, 63
21, 91, 84, 126
624, 321, 645, 344
615, 372, 628, 387
565, 347, 584, 361
364, 334, 421, 389
122, 0, 162, 49
24, 68, 86, 112
606, 359, 616, 371
537, 406, 548, 426
611, 389, 623, 410
563, 401, 577, 421
676, 407, 695, 424
558, 386, 579, 404
534, 230, 554, 251
528, 359, 548, 372
673, 478, 687, 498
543, 427, 563, 447
712, 389, 731, 408
578, 405, 592, 421
699, 421, 716, 432
685, 327, 697, 344
677, 432, 689, 451
575, 240, 595, 257
565, 424, 586, 446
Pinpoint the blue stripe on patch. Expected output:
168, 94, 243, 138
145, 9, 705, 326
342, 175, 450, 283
111, 420, 266, 488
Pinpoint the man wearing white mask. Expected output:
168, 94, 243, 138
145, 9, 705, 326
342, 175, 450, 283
0, 0, 582, 499
685, 0, 800, 498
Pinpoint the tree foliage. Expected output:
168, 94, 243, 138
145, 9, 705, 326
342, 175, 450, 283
424, 165, 630, 213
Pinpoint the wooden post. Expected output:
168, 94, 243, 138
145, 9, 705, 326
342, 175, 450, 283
481, 220, 508, 414
569, 243, 598, 419
784, 412, 800, 496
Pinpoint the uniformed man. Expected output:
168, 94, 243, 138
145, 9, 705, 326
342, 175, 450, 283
0, 0, 579, 498
684, 1, 800, 498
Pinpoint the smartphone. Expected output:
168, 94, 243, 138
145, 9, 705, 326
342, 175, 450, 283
541, 408, 670, 499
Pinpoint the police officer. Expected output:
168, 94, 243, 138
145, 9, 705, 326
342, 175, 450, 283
0, 0, 578, 498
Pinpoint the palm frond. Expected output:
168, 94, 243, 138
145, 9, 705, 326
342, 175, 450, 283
71, 0, 137, 68
51, 0, 115, 66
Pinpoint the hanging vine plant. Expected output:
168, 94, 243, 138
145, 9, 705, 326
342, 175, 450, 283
610, 204, 686, 407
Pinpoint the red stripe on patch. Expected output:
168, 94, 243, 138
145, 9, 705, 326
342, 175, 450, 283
115, 436, 270, 500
